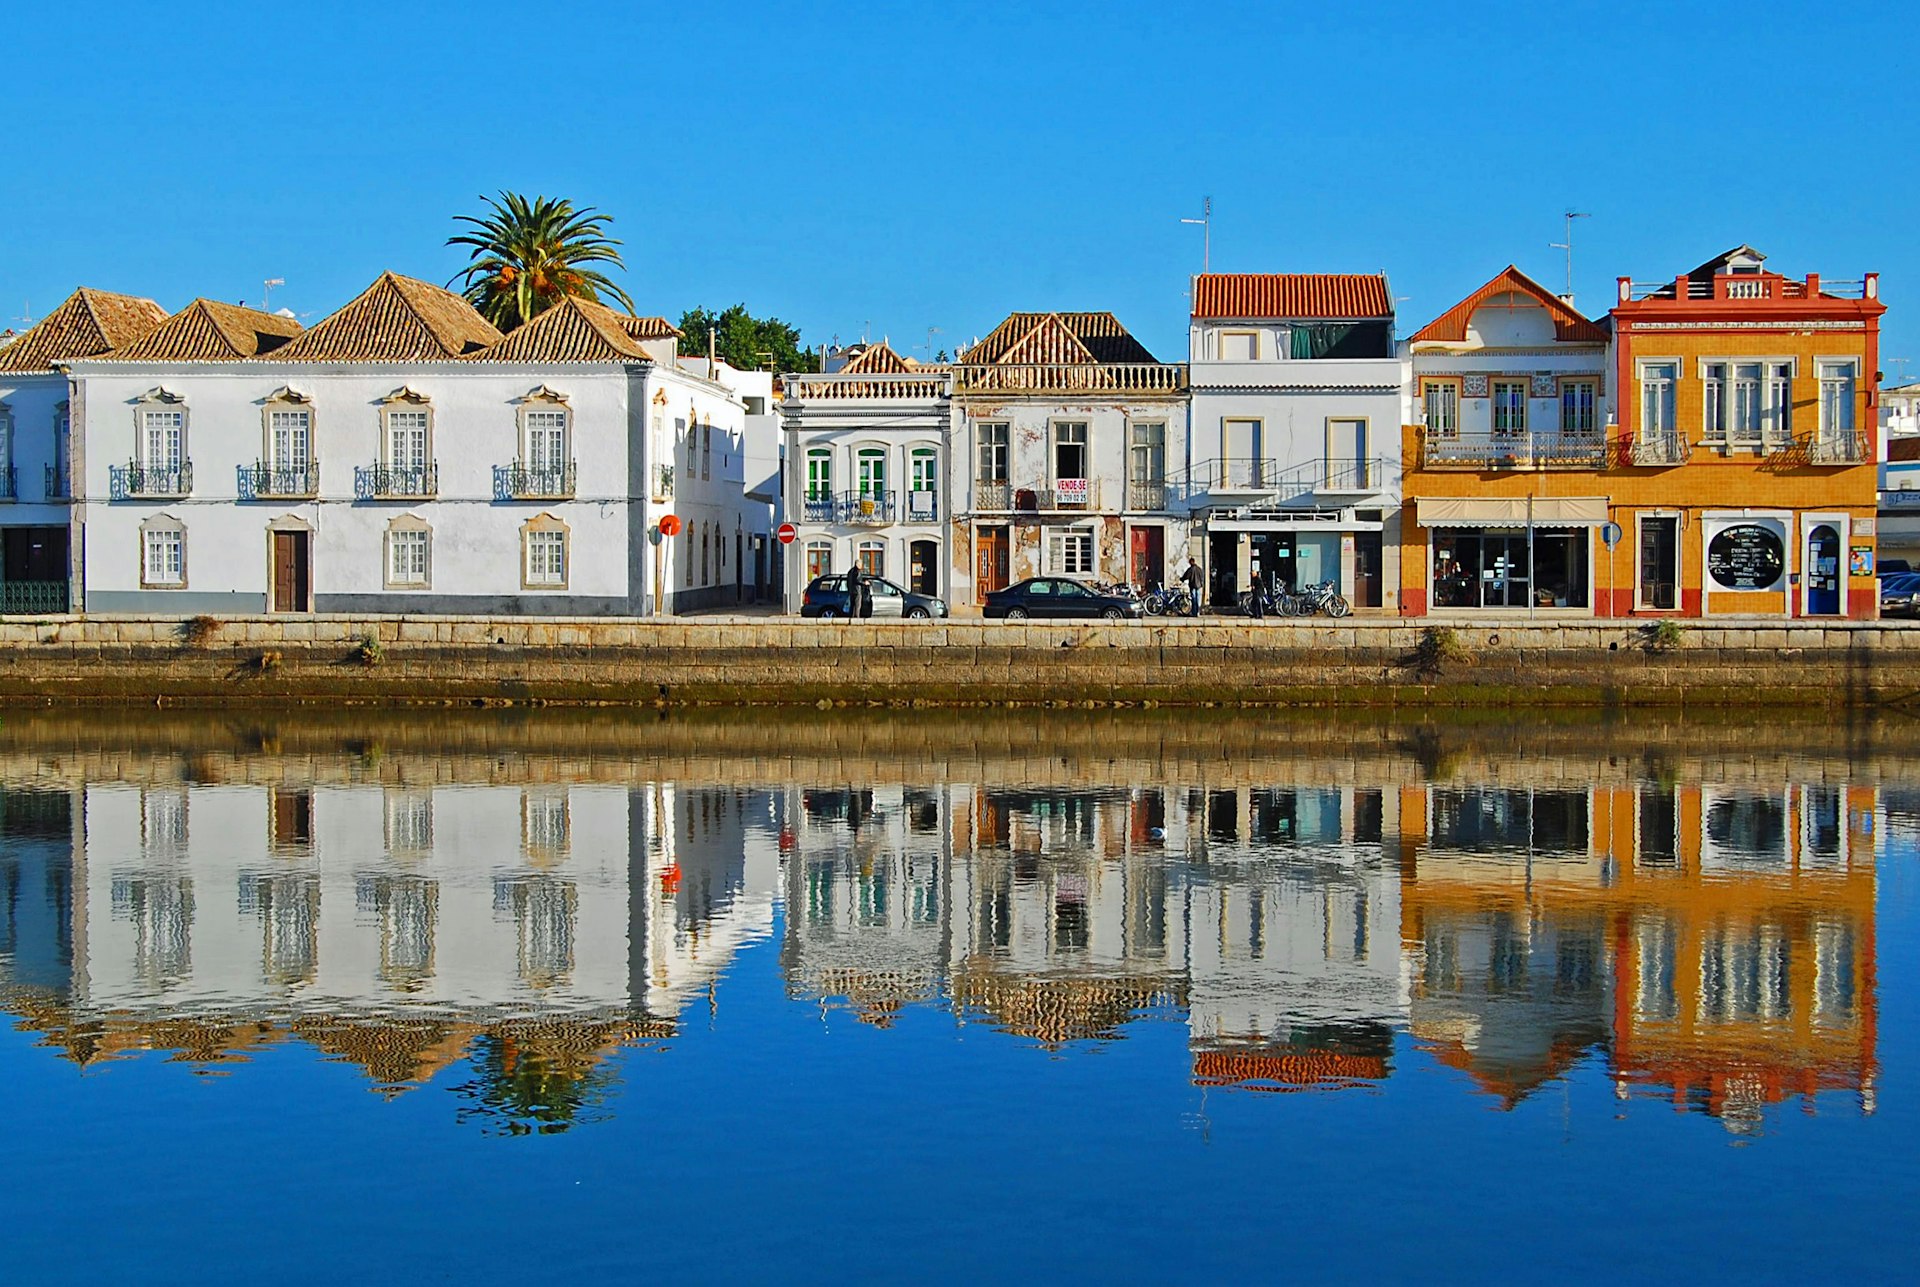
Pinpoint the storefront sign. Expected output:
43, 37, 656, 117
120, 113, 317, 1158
1707, 524, 1785, 590
1851, 545, 1875, 576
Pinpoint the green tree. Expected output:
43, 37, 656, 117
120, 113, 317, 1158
448, 192, 635, 331
674, 303, 820, 372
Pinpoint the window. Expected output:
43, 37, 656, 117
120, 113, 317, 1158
386, 523, 430, 588
1730, 363, 1763, 445
683, 528, 694, 586
1047, 527, 1094, 575
978, 422, 1009, 482
1421, 381, 1459, 438
525, 407, 568, 472
857, 446, 887, 497
1559, 380, 1597, 434
1130, 422, 1165, 483
384, 791, 433, 853
1819, 360, 1857, 439
523, 792, 570, 859
805, 540, 833, 581
857, 539, 885, 576
702, 423, 712, 480
1702, 362, 1727, 440
1053, 422, 1089, 481
700, 523, 711, 585
1640, 362, 1678, 440
142, 406, 185, 468
1766, 363, 1794, 444
1219, 330, 1260, 360
386, 408, 429, 471
269, 406, 311, 469
0, 404, 12, 474
909, 447, 938, 520
806, 447, 833, 500
523, 519, 568, 589
142, 521, 184, 587
1491, 380, 1527, 434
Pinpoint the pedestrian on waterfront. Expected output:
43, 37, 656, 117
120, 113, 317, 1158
1181, 557, 1204, 618
846, 564, 867, 621
1249, 568, 1266, 620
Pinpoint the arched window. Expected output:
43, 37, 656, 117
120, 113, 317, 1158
521, 513, 569, 590
856, 446, 887, 498
805, 540, 833, 582
384, 514, 432, 589
857, 539, 885, 577
683, 527, 694, 587
378, 387, 435, 497
700, 522, 711, 585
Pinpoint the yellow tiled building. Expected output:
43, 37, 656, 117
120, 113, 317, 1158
1400, 249, 1885, 617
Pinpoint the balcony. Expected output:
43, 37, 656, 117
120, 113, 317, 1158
843, 490, 896, 525
109, 461, 193, 499
0, 581, 67, 614
973, 479, 1103, 513
1126, 479, 1168, 511
1168, 456, 1389, 507
240, 460, 321, 500
953, 363, 1187, 395
44, 464, 70, 500
355, 463, 439, 500
0, 465, 14, 500
1419, 429, 1609, 470
494, 460, 577, 500
1805, 431, 1869, 465
652, 463, 674, 501
1629, 435, 1691, 467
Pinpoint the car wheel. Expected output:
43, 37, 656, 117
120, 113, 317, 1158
1101, 607, 1124, 621
1006, 607, 1030, 620
819, 607, 839, 619
906, 606, 931, 620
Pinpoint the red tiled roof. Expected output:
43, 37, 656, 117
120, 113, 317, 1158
1410, 266, 1608, 345
113, 299, 302, 360
1192, 273, 1391, 321
0, 288, 168, 372
840, 341, 918, 374
268, 272, 501, 361
470, 295, 659, 363
963, 312, 1158, 365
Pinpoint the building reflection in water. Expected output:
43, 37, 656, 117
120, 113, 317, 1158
0, 734, 1883, 1136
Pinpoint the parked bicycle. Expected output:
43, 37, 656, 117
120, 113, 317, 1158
1237, 578, 1352, 618
1142, 585, 1194, 616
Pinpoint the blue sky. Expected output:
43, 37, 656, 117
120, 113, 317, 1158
3, 0, 1911, 373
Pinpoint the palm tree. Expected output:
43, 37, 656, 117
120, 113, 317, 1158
447, 192, 635, 330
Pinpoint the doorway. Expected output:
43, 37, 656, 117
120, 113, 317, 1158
1208, 530, 1239, 606
272, 529, 311, 613
1806, 524, 1841, 615
1354, 532, 1383, 607
975, 526, 1009, 600
1129, 526, 1164, 590
910, 539, 939, 596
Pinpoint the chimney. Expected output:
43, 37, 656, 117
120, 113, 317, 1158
707, 326, 717, 381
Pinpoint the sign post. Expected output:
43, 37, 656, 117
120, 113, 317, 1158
1600, 520, 1623, 618
776, 522, 797, 546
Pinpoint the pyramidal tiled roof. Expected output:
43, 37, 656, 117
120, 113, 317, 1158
1410, 266, 1608, 345
964, 312, 1157, 365
268, 272, 501, 362
1192, 274, 1392, 321
113, 298, 303, 361
472, 296, 673, 363
0, 287, 168, 372
840, 341, 919, 374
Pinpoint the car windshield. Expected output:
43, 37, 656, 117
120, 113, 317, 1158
1883, 574, 1920, 592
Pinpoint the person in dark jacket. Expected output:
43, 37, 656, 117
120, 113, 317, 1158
1249, 568, 1267, 620
1181, 557, 1204, 617
846, 564, 867, 621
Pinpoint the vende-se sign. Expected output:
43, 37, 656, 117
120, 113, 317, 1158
1055, 477, 1089, 505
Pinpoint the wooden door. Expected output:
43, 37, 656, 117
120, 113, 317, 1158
273, 531, 310, 612
1129, 526, 1164, 590
976, 526, 1009, 599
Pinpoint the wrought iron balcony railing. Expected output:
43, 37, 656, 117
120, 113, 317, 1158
973, 480, 1103, 512
1629, 435, 1691, 466
109, 461, 193, 499
0, 465, 15, 500
1805, 431, 1869, 464
43, 464, 70, 500
1419, 429, 1609, 470
240, 460, 321, 499
354, 462, 439, 499
842, 490, 896, 524
1126, 479, 1168, 511
494, 460, 577, 500
0, 580, 68, 614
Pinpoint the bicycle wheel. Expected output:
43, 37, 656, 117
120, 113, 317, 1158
1326, 594, 1352, 618
1143, 595, 1166, 617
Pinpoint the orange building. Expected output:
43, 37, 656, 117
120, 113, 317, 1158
1400, 249, 1885, 617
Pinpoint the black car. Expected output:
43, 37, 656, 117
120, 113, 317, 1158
1880, 571, 1920, 618
800, 573, 948, 619
982, 577, 1144, 620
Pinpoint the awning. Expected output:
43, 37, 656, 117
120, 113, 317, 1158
1415, 497, 1610, 528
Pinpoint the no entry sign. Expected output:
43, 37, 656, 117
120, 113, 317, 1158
776, 522, 798, 545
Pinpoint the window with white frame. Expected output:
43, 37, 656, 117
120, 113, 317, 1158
1728, 363, 1764, 446
805, 540, 833, 581
806, 447, 833, 500
1130, 421, 1165, 483
269, 404, 312, 469
856, 539, 885, 576
524, 522, 567, 588
1053, 422, 1089, 484
142, 405, 185, 470
386, 522, 430, 588
384, 791, 434, 854
1702, 362, 1727, 440
525, 407, 569, 473
0, 404, 12, 476
1640, 362, 1678, 441
1491, 380, 1527, 435
856, 446, 887, 497
142, 521, 185, 587
386, 408, 429, 472
1819, 360, 1857, 440
1047, 527, 1094, 575
1559, 380, 1597, 434
1766, 363, 1794, 443
702, 423, 712, 480
909, 447, 938, 519
1421, 381, 1459, 438
977, 422, 1009, 483
683, 528, 694, 586
700, 523, 711, 585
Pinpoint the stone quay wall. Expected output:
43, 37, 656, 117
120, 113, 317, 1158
0, 614, 1914, 708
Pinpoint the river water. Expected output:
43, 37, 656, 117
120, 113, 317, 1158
1, 708, 1915, 1283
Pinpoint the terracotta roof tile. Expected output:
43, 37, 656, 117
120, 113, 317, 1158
268, 272, 501, 362
112, 299, 302, 361
613, 313, 681, 341
1410, 265, 1608, 345
0, 287, 167, 372
1192, 273, 1392, 321
839, 341, 917, 374
963, 312, 1158, 365
469, 295, 657, 363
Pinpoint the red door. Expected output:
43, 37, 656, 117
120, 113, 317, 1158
1129, 526, 1165, 590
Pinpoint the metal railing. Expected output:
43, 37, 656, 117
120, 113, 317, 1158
1626, 275, 1868, 302
240, 460, 321, 499
44, 464, 69, 500
109, 461, 193, 499
904, 489, 940, 522
0, 581, 67, 614
494, 460, 577, 500
0, 465, 14, 500
354, 463, 439, 499
1419, 429, 1609, 470
842, 490, 896, 524
1126, 479, 1168, 511
972, 479, 1104, 512
782, 371, 952, 401
953, 362, 1187, 394
1629, 435, 1690, 466
1805, 431, 1869, 464
802, 492, 838, 522
1168, 456, 1388, 501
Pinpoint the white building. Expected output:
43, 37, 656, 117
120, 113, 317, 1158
0, 288, 167, 611
65, 273, 764, 615
953, 312, 1189, 604
778, 342, 952, 608
1183, 274, 1401, 610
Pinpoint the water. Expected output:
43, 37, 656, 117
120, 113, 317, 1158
1, 707, 1916, 1283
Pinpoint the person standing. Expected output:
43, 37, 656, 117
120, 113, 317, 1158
846, 563, 866, 621
1181, 556, 1204, 618
1249, 567, 1266, 620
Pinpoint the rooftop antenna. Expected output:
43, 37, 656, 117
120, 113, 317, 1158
923, 325, 942, 362
262, 277, 285, 312
1550, 211, 1591, 305
12, 300, 32, 327
1180, 196, 1213, 274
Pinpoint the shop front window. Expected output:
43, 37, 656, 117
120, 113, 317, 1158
1431, 528, 1589, 609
